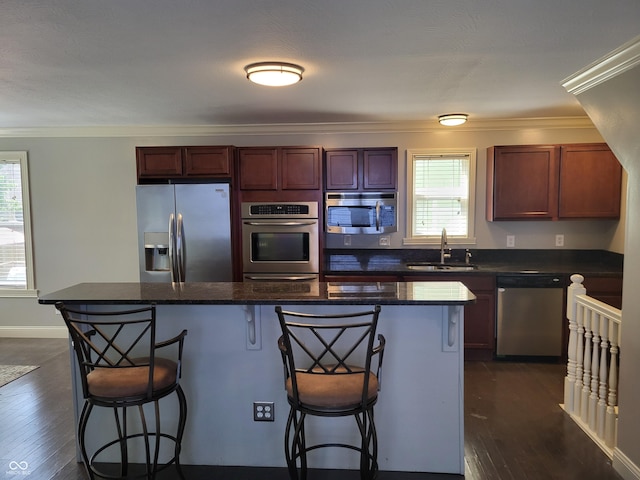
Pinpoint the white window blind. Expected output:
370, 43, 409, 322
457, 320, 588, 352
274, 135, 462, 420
0, 152, 34, 293
406, 149, 476, 243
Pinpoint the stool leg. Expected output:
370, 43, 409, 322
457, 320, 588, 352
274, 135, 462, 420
355, 408, 378, 480
78, 401, 95, 480
368, 408, 378, 479
174, 385, 188, 480
153, 400, 162, 478
285, 407, 306, 480
113, 406, 129, 478
137, 404, 152, 480
297, 413, 308, 480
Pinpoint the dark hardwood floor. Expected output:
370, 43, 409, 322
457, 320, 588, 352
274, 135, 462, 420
0, 338, 623, 480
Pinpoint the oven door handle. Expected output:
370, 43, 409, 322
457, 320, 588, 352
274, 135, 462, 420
243, 221, 317, 227
244, 274, 318, 281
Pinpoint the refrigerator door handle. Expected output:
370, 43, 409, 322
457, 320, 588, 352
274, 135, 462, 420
169, 213, 178, 282
176, 213, 185, 282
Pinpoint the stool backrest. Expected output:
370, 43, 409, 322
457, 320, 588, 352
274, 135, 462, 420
56, 302, 157, 399
276, 305, 383, 408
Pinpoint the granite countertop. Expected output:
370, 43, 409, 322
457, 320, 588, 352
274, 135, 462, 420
324, 248, 624, 277
38, 281, 476, 306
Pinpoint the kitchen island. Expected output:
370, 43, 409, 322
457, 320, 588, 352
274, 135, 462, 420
39, 281, 475, 475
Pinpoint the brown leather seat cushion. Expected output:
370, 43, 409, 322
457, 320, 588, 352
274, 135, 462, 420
87, 357, 178, 398
286, 370, 379, 409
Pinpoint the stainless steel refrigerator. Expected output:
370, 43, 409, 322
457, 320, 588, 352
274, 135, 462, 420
136, 184, 232, 282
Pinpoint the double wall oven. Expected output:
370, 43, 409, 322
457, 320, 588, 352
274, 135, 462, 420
241, 202, 319, 281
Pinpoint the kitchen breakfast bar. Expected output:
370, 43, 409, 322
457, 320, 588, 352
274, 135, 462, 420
39, 281, 475, 475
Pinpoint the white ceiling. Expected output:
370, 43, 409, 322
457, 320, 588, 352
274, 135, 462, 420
1, 0, 639, 129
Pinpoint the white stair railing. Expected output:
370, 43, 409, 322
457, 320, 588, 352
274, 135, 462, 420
563, 273, 622, 456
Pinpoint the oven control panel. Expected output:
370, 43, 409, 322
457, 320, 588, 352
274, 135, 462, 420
241, 202, 318, 218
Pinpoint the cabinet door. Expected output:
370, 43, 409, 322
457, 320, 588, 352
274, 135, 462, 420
463, 291, 496, 354
137, 147, 183, 178
238, 148, 278, 190
558, 144, 622, 219
325, 150, 359, 190
184, 146, 232, 177
281, 147, 320, 190
363, 149, 397, 190
487, 146, 559, 220
582, 275, 623, 309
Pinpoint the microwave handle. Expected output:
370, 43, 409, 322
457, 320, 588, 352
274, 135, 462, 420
375, 201, 381, 231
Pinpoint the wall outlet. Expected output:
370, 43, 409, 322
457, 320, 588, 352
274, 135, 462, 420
555, 234, 565, 247
506, 235, 515, 248
379, 235, 390, 246
343, 235, 351, 246
253, 402, 274, 422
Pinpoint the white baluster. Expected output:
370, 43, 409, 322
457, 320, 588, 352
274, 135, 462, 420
596, 314, 609, 437
581, 309, 592, 423
574, 304, 585, 415
565, 274, 584, 413
588, 313, 600, 430
605, 320, 620, 448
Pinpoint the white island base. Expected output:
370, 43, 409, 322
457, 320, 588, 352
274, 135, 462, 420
73, 304, 464, 475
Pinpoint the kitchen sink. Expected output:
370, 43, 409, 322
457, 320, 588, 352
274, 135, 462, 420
406, 262, 478, 272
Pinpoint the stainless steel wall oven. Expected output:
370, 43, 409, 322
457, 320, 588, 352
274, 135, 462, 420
241, 202, 319, 281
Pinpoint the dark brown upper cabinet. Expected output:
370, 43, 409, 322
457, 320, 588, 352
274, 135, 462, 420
486, 145, 559, 220
238, 146, 321, 191
487, 143, 622, 221
137, 146, 234, 182
558, 144, 622, 219
324, 147, 397, 191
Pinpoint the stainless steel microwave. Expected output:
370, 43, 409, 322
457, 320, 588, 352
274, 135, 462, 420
325, 192, 397, 234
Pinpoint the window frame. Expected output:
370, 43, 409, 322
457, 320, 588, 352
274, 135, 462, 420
0, 151, 36, 297
404, 148, 477, 246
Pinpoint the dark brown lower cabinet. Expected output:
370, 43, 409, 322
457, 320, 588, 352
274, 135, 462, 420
403, 275, 496, 361
581, 275, 623, 310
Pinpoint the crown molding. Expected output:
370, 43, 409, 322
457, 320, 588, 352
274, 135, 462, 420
563, 35, 640, 95
0, 116, 596, 138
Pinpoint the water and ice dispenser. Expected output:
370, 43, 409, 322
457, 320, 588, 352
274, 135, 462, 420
144, 232, 170, 271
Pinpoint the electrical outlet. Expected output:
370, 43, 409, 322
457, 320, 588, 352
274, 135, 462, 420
506, 235, 515, 248
379, 235, 390, 246
253, 402, 274, 422
555, 234, 565, 247
343, 235, 351, 246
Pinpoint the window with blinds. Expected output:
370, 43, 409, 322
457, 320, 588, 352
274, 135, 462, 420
0, 152, 34, 294
406, 149, 476, 243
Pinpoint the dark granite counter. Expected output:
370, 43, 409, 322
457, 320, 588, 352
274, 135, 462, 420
38, 281, 475, 306
325, 248, 624, 277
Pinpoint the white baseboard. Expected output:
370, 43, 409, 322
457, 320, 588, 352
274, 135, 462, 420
614, 448, 640, 480
0, 326, 68, 338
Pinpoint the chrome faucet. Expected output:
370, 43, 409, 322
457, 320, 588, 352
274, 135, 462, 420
440, 228, 451, 264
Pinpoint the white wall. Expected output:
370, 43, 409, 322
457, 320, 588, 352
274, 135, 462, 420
569, 47, 640, 477
0, 123, 621, 333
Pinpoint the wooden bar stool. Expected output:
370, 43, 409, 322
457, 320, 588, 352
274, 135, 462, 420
56, 302, 187, 480
275, 305, 385, 480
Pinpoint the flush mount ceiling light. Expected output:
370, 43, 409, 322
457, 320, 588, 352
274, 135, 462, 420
244, 62, 304, 87
438, 114, 468, 126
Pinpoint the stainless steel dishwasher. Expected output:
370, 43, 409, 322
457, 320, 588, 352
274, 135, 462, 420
496, 274, 564, 357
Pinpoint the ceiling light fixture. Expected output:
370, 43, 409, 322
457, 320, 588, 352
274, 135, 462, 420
438, 114, 468, 126
244, 62, 304, 87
